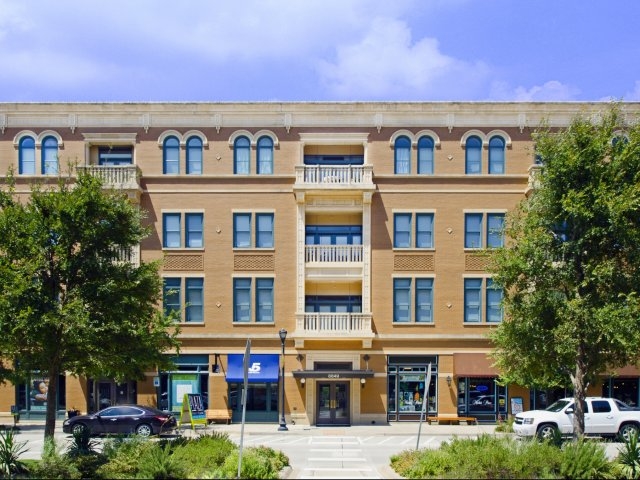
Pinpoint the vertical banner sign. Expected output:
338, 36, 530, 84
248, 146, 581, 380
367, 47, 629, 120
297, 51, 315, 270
238, 339, 251, 478
179, 393, 207, 429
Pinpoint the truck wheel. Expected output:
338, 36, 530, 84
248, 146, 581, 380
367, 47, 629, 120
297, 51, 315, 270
536, 423, 558, 441
619, 423, 639, 442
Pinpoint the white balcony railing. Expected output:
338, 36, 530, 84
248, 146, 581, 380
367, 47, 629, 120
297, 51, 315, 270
305, 245, 363, 263
295, 165, 373, 187
114, 244, 140, 267
296, 313, 372, 337
77, 165, 140, 190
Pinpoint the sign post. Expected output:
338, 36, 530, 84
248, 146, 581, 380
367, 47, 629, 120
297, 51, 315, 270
416, 363, 432, 450
237, 339, 251, 479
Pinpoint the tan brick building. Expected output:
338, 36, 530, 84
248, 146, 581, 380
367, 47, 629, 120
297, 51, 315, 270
0, 102, 638, 425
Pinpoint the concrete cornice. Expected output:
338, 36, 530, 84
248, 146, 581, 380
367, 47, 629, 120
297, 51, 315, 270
0, 102, 638, 133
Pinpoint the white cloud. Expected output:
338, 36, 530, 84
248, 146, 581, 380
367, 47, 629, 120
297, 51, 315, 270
315, 18, 490, 99
624, 81, 640, 101
490, 80, 580, 101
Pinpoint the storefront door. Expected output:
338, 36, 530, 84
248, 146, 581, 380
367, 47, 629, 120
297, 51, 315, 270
316, 382, 350, 426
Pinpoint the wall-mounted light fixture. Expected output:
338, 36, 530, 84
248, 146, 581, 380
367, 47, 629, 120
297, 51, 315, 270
300, 378, 306, 388
212, 354, 220, 373
446, 375, 452, 387
363, 354, 370, 370
360, 378, 366, 388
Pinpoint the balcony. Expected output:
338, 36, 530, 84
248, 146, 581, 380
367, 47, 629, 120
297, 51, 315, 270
114, 244, 140, 267
294, 312, 374, 348
305, 245, 363, 263
294, 165, 374, 189
77, 165, 142, 200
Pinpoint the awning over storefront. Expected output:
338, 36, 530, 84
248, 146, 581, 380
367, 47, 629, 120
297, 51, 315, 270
226, 354, 280, 383
453, 353, 499, 377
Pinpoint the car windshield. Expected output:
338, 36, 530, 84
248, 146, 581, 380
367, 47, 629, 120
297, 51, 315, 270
546, 400, 572, 412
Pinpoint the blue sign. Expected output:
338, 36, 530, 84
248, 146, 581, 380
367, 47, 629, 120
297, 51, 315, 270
476, 385, 489, 392
226, 354, 280, 383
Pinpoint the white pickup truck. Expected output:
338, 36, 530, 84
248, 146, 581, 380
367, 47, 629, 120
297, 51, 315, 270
513, 397, 640, 441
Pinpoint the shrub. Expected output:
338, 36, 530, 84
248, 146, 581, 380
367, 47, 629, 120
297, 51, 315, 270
28, 437, 81, 479
96, 436, 156, 479
0, 428, 28, 477
134, 441, 189, 480
558, 439, 614, 479
616, 430, 640, 479
214, 446, 289, 479
170, 431, 237, 477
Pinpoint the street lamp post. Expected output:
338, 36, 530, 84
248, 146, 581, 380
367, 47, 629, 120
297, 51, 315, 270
278, 328, 288, 431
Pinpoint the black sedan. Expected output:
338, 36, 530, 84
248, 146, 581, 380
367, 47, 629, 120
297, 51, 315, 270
62, 405, 177, 437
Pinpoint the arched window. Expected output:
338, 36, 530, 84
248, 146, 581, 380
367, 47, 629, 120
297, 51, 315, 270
234, 136, 250, 174
163, 136, 180, 174
19, 136, 36, 175
257, 136, 273, 175
186, 136, 203, 175
488, 136, 505, 174
417, 136, 434, 175
465, 136, 482, 174
394, 136, 411, 174
41, 136, 58, 175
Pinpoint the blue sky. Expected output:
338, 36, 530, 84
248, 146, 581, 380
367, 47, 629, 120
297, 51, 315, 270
1, 0, 638, 102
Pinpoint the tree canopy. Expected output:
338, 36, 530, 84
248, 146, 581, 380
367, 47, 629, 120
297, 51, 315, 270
0, 172, 180, 438
489, 105, 640, 436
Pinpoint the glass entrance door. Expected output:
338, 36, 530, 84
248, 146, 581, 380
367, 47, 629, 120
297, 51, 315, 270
316, 382, 350, 426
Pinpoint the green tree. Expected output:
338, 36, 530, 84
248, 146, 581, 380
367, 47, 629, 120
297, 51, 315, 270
490, 105, 640, 437
0, 172, 180, 439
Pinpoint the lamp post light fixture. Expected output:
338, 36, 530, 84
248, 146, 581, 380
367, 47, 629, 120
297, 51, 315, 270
278, 328, 288, 431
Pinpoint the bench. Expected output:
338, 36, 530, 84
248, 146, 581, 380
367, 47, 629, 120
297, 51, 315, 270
205, 409, 232, 425
427, 416, 477, 425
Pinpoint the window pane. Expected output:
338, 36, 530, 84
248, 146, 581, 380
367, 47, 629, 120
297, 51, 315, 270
257, 137, 273, 174
163, 213, 181, 248
488, 136, 505, 174
465, 136, 482, 174
234, 137, 250, 174
186, 137, 203, 174
233, 278, 251, 322
163, 136, 180, 174
394, 278, 411, 322
163, 278, 181, 318
487, 213, 505, 248
465, 214, 483, 248
394, 136, 411, 174
464, 278, 482, 323
186, 213, 203, 248
256, 214, 274, 248
19, 137, 36, 175
416, 213, 433, 248
394, 214, 411, 248
234, 214, 251, 248
186, 278, 204, 322
417, 136, 434, 174
42, 137, 58, 175
256, 278, 274, 322
486, 279, 503, 323
416, 278, 433, 323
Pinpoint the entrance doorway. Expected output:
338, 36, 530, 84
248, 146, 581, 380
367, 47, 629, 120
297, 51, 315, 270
90, 380, 137, 412
316, 382, 350, 426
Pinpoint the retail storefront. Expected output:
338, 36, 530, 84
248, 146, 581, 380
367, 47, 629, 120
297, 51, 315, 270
454, 353, 507, 422
158, 354, 209, 413
16, 374, 66, 419
226, 353, 280, 422
387, 355, 438, 422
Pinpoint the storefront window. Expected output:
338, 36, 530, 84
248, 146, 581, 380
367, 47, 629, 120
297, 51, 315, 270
458, 376, 507, 421
158, 354, 209, 413
17, 374, 65, 414
387, 356, 438, 421
228, 383, 278, 422
529, 387, 568, 410
603, 377, 639, 407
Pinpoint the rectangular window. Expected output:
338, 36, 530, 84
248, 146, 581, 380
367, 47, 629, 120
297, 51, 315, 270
256, 278, 274, 322
163, 278, 182, 318
185, 278, 204, 323
233, 278, 252, 323
234, 277, 275, 323
464, 278, 503, 323
465, 212, 505, 249
234, 212, 274, 249
256, 214, 274, 248
185, 213, 204, 248
163, 213, 181, 248
98, 146, 133, 165
415, 278, 434, 323
163, 277, 205, 323
394, 277, 434, 323
394, 212, 434, 249
163, 212, 204, 249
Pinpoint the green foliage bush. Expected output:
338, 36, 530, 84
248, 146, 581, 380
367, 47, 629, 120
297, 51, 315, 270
170, 431, 237, 478
214, 446, 290, 479
617, 431, 640, 479
28, 438, 81, 479
390, 434, 618, 479
0, 428, 28, 477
